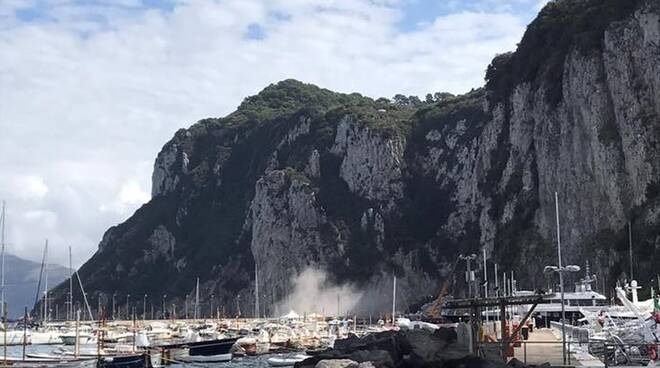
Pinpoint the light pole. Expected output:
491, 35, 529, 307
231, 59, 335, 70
544, 265, 580, 364
459, 254, 477, 298
185, 295, 189, 319
547, 191, 582, 365
210, 295, 215, 319
162, 295, 167, 319
143, 294, 147, 321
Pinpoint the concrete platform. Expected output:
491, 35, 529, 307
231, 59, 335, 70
513, 328, 566, 365
512, 328, 605, 367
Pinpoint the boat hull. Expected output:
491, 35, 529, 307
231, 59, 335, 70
97, 354, 152, 368
175, 353, 232, 363
267, 354, 308, 367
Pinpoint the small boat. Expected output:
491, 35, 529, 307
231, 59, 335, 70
97, 353, 153, 368
175, 352, 232, 363
305, 347, 331, 356
0, 355, 96, 368
234, 336, 257, 355
187, 337, 238, 355
0, 329, 31, 345
173, 337, 238, 363
267, 354, 309, 367
60, 332, 93, 345
31, 330, 63, 345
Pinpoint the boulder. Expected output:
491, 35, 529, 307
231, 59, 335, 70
506, 358, 526, 368
348, 350, 394, 368
299, 328, 502, 368
315, 359, 359, 368
444, 356, 506, 368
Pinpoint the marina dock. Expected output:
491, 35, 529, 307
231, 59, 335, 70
514, 329, 565, 366
513, 328, 605, 367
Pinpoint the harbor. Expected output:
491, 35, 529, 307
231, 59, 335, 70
0, 268, 656, 368
3, 0, 660, 366
0, 202, 658, 368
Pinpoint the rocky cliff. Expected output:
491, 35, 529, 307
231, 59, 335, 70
50, 0, 660, 317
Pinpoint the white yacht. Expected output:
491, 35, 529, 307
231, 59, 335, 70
533, 272, 608, 326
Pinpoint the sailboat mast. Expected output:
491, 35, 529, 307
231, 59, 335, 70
42, 239, 49, 322
391, 275, 396, 323
1, 201, 5, 321
254, 262, 259, 318
69, 246, 73, 321
628, 222, 634, 280
194, 277, 199, 320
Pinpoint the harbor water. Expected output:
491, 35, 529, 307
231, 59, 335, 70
0, 344, 277, 367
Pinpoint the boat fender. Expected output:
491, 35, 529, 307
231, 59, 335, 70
649, 344, 658, 361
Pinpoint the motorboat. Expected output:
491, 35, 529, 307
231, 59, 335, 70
175, 352, 232, 363
0, 329, 30, 345
59, 332, 93, 345
98, 353, 153, 368
267, 353, 309, 367
174, 337, 238, 363
30, 329, 63, 345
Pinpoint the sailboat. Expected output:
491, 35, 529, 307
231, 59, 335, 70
31, 239, 64, 345
0, 201, 31, 346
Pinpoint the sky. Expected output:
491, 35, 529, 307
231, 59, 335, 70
0, 0, 549, 267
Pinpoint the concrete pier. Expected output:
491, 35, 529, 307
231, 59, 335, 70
512, 328, 604, 367
513, 328, 565, 365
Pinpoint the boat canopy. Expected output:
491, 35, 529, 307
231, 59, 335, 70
282, 310, 300, 319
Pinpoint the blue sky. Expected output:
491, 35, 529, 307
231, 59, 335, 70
0, 0, 548, 266
11, 0, 545, 35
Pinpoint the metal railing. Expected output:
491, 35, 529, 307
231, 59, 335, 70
549, 321, 591, 343
480, 338, 657, 367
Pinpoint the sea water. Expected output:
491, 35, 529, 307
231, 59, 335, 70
0, 345, 275, 367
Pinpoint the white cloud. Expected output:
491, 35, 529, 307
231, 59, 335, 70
119, 180, 150, 207
0, 0, 537, 267
99, 179, 150, 215
4, 175, 49, 200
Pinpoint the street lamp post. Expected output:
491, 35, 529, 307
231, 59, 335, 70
162, 295, 167, 319
143, 294, 147, 321
210, 295, 215, 319
459, 254, 477, 298
544, 265, 580, 364
546, 191, 582, 365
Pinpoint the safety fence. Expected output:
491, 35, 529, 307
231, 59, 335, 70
480, 338, 658, 366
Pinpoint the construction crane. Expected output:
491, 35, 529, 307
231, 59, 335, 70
426, 280, 450, 319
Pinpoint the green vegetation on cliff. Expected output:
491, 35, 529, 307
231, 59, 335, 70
486, 0, 643, 106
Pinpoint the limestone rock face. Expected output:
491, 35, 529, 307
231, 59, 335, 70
249, 169, 331, 306
152, 142, 184, 197
52, 1, 660, 316
331, 117, 405, 213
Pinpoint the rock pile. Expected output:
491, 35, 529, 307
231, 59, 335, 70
295, 328, 506, 368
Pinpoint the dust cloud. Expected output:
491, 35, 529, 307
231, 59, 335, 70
276, 268, 364, 317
